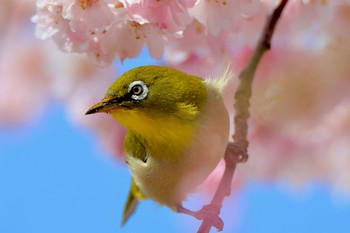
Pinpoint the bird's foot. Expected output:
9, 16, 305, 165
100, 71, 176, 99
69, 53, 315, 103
177, 204, 224, 231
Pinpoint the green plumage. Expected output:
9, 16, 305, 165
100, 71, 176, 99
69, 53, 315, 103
105, 66, 208, 115
85, 65, 231, 226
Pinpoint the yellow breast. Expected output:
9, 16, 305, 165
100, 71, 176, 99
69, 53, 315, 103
112, 105, 199, 159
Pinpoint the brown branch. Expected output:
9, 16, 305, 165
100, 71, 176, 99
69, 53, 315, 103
196, 1, 289, 232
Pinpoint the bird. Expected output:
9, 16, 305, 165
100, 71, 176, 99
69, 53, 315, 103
86, 65, 231, 227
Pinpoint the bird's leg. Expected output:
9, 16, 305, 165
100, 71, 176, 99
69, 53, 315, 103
177, 143, 244, 232
177, 204, 224, 231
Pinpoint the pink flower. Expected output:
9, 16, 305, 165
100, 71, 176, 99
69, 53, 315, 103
33, 0, 165, 64
120, 0, 195, 34
164, 21, 231, 76
63, 0, 115, 34
97, 4, 165, 62
33, 0, 115, 62
33, 0, 89, 52
97, 17, 164, 63
188, 0, 261, 35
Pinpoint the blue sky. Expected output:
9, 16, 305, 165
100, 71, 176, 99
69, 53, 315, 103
1, 52, 350, 233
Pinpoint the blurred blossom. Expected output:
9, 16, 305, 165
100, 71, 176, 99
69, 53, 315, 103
188, 0, 261, 35
1, 0, 350, 196
163, 21, 232, 77
164, 0, 350, 194
238, 40, 350, 190
0, 32, 50, 125
0, 0, 126, 157
47, 52, 126, 157
225, 1, 350, 194
120, 0, 196, 34
0, 3, 51, 125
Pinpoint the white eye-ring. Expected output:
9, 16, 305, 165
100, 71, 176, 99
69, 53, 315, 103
128, 81, 148, 101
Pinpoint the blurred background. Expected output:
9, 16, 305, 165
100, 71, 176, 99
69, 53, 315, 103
2, 1, 350, 233
2, 107, 350, 233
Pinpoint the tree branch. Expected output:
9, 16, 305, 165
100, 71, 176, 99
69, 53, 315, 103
196, 1, 289, 232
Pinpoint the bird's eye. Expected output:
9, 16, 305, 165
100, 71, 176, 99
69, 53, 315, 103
131, 85, 143, 96
128, 81, 148, 101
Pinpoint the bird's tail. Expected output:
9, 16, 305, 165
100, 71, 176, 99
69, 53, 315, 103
121, 191, 139, 226
121, 179, 146, 226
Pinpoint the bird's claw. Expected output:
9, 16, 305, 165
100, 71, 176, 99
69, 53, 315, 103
177, 204, 224, 231
194, 204, 224, 231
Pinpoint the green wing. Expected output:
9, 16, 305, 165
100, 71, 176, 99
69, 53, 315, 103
124, 130, 148, 162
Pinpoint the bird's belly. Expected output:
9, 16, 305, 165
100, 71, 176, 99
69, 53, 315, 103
127, 136, 227, 208
127, 93, 229, 208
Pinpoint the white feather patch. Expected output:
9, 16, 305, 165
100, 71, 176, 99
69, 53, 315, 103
205, 65, 234, 92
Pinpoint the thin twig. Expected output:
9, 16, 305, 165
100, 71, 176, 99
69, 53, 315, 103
233, 0, 289, 162
196, 1, 289, 232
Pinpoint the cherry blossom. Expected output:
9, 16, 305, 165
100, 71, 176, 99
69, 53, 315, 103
3, 1, 350, 230
33, 0, 166, 64
0, 0, 127, 156
3, 0, 350, 199
188, 0, 261, 35
120, 0, 196, 34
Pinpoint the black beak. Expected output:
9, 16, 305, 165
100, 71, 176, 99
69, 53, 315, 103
85, 98, 120, 115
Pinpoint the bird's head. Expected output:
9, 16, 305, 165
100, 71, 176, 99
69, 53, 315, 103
86, 66, 208, 144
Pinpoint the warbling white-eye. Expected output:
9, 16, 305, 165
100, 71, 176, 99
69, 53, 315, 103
86, 66, 231, 226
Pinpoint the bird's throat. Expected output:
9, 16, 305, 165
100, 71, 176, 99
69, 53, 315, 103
112, 109, 196, 158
